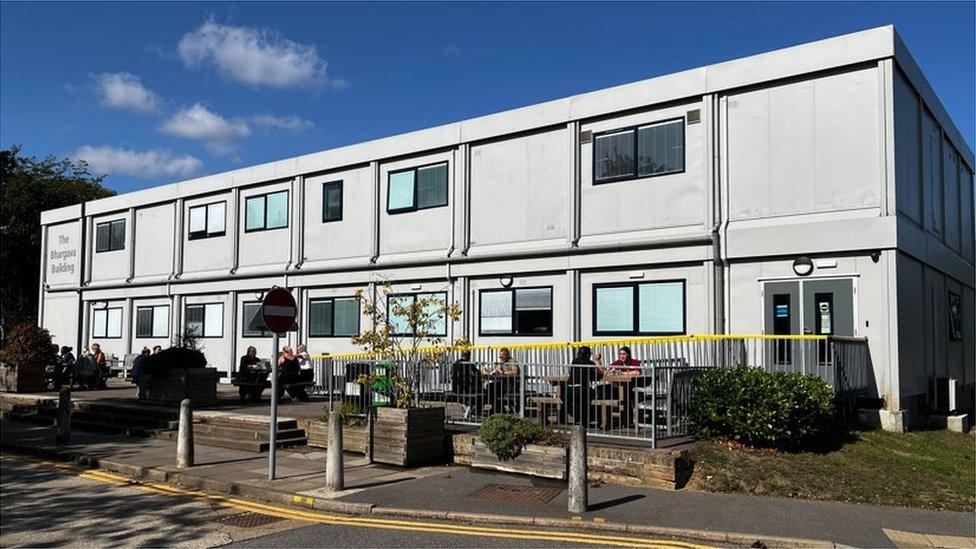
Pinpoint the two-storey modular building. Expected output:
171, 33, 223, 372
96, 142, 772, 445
38, 26, 974, 426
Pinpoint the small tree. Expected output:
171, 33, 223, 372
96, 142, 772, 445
0, 323, 57, 370
351, 282, 463, 407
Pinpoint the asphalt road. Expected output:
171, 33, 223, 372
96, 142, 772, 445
0, 455, 679, 548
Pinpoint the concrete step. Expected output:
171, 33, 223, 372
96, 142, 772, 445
35, 408, 173, 431
195, 412, 298, 431
194, 434, 308, 453
193, 422, 305, 441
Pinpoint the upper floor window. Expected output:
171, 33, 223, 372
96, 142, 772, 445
95, 219, 125, 252
480, 287, 553, 336
135, 305, 170, 338
242, 301, 271, 338
593, 119, 684, 184
91, 307, 123, 339
387, 291, 447, 336
593, 280, 685, 336
309, 297, 360, 337
188, 202, 226, 240
185, 303, 223, 338
244, 190, 288, 232
322, 181, 343, 222
387, 162, 448, 213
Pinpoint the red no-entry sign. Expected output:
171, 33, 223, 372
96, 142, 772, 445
261, 287, 297, 335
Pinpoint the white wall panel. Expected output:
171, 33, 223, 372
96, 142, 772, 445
134, 204, 174, 279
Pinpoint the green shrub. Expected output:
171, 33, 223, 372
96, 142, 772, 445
0, 324, 57, 371
324, 402, 365, 427
479, 414, 563, 461
690, 366, 836, 449
141, 346, 207, 376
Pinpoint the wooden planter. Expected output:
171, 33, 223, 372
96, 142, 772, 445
138, 367, 218, 406
470, 438, 568, 480
372, 406, 445, 467
0, 362, 47, 393
302, 420, 369, 453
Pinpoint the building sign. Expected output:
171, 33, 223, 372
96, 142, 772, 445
947, 292, 962, 341
46, 223, 81, 284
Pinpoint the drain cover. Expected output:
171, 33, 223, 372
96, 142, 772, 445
470, 483, 562, 504
217, 512, 284, 528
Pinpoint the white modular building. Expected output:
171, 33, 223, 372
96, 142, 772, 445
38, 26, 974, 426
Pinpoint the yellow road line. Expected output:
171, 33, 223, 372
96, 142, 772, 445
7, 455, 709, 549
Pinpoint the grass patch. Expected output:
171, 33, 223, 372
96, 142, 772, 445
689, 429, 975, 512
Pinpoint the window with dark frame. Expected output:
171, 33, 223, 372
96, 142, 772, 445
188, 201, 226, 240
95, 219, 126, 252
479, 287, 553, 336
593, 119, 684, 184
308, 297, 360, 337
593, 280, 685, 336
244, 190, 289, 232
184, 303, 223, 338
322, 181, 343, 222
242, 302, 271, 338
387, 292, 447, 336
135, 305, 170, 338
91, 307, 123, 339
386, 162, 448, 213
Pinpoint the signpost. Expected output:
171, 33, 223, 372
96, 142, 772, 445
260, 286, 297, 481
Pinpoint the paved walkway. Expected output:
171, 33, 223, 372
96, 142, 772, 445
2, 420, 973, 548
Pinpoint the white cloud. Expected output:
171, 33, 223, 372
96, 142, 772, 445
74, 146, 202, 178
96, 72, 161, 113
159, 103, 250, 155
251, 114, 314, 133
178, 21, 336, 90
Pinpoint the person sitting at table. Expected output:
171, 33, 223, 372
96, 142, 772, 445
238, 346, 262, 379
484, 348, 519, 414
608, 346, 642, 375
451, 350, 483, 418
568, 346, 599, 426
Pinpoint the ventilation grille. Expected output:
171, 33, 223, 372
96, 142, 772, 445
579, 130, 593, 144
686, 109, 701, 124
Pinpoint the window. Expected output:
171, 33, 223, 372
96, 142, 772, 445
135, 305, 169, 338
95, 219, 126, 252
309, 297, 360, 337
188, 201, 226, 240
593, 281, 685, 335
322, 181, 343, 222
242, 302, 271, 338
184, 303, 223, 338
387, 162, 448, 213
387, 292, 447, 336
593, 119, 684, 184
244, 190, 289, 232
480, 287, 553, 336
91, 307, 123, 338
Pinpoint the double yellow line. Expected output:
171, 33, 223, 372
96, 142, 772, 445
8, 455, 708, 548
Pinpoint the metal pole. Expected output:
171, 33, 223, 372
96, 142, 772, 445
269, 332, 279, 480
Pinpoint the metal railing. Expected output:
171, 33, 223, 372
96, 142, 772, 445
310, 335, 871, 448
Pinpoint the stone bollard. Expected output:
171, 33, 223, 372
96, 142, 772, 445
568, 424, 588, 514
176, 399, 194, 468
56, 387, 71, 444
326, 410, 344, 491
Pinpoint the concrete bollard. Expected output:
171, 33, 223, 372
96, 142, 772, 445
56, 387, 71, 444
568, 424, 588, 514
176, 399, 194, 468
326, 411, 344, 491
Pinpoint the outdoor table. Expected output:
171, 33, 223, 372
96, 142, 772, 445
593, 373, 640, 430
484, 373, 519, 414
542, 375, 569, 424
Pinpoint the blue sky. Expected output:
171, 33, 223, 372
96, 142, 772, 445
1, 2, 973, 194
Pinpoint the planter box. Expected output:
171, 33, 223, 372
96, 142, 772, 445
372, 406, 445, 467
0, 362, 46, 393
470, 438, 568, 480
138, 367, 218, 407
301, 419, 369, 453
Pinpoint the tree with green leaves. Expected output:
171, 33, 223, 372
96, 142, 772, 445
0, 145, 115, 343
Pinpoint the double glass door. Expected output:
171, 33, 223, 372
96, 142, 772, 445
763, 278, 855, 364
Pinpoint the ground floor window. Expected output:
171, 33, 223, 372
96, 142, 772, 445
309, 297, 360, 337
387, 292, 447, 336
91, 307, 123, 339
479, 287, 553, 336
185, 303, 223, 338
593, 280, 685, 335
241, 301, 271, 337
135, 305, 169, 338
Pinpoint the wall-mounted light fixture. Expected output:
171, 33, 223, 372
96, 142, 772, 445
410, 283, 423, 291
792, 257, 814, 277
499, 276, 513, 288
870, 250, 881, 263
628, 271, 645, 280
